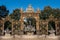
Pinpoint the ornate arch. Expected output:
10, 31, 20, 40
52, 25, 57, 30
47, 14, 60, 35
20, 12, 40, 34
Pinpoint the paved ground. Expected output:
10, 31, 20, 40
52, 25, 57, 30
0, 35, 60, 40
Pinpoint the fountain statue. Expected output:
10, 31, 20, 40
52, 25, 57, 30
24, 21, 35, 35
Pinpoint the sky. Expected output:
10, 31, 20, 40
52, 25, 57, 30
0, 0, 60, 14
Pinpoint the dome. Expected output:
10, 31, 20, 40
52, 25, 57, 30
26, 4, 34, 13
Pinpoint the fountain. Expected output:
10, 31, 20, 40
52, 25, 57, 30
24, 21, 36, 35
27, 21, 35, 35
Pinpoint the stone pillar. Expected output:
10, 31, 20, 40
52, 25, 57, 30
2, 22, 4, 35
12, 21, 13, 35
20, 21, 24, 30
46, 22, 48, 35
55, 21, 60, 35
36, 21, 40, 34
36, 21, 39, 30
20, 9, 24, 34
20, 11, 23, 33
20, 21, 24, 34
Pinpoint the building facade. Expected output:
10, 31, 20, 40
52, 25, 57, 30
0, 5, 60, 35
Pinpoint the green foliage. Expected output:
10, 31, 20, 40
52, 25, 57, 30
10, 9, 21, 20
0, 5, 9, 19
52, 8, 60, 18
39, 6, 60, 20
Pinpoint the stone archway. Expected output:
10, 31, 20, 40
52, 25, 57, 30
4, 21, 12, 35
23, 17, 36, 35
20, 5, 40, 35
48, 21, 56, 35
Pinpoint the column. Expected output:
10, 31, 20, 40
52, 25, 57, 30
20, 14, 24, 31
20, 21, 24, 30
12, 21, 13, 35
2, 22, 4, 35
46, 22, 48, 35
36, 21, 40, 34
20, 21, 24, 34
55, 21, 60, 35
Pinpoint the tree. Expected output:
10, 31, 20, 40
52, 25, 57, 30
0, 5, 9, 19
39, 6, 59, 20
39, 6, 52, 20
10, 9, 21, 20
52, 8, 60, 18
39, 11, 49, 20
